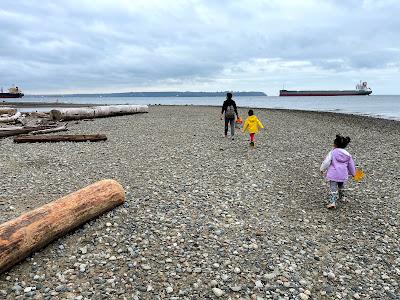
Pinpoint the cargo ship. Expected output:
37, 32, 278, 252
0, 86, 24, 98
279, 81, 372, 96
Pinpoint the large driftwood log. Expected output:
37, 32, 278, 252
0, 125, 57, 138
14, 134, 107, 143
50, 105, 148, 121
0, 112, 21, 123
0, 107, 17, 115
0, 179, 125, 274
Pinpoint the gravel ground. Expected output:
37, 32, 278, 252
0, 105, 399, 300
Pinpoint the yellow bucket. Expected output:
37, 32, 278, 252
353, 169, 364, 182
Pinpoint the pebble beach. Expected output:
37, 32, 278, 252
0, 105, 399, 299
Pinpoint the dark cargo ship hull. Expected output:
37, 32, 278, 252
0, 93, 24, 98
279, 90, 372, 96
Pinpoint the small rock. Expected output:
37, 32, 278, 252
142, 264, 151, 270
210, 280, 218, 287
166, 286, 173, 293
299, 292, 309, 300
79, 264, 86, 272
327, 272, 336, 280
230, 285, 242, 292
212, 287, 224, 297
264, 272, 276, 280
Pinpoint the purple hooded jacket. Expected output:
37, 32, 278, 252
320, 148, 356, 182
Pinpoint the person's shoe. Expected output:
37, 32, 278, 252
339, 190, 348, 202
326, 202, 336, 209
250, 141, 254, 147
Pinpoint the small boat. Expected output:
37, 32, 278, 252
0, 86, 24, 98
279, 81, 372, 96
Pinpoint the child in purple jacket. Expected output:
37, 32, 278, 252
320, 135, 356, 209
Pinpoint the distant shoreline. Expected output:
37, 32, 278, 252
1, 101, 99, 108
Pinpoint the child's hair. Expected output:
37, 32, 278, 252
226, 92, 233, 100
334, 134, 351, 148
248, 109, 254, 116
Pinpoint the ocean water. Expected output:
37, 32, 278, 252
14, 95, 400, 121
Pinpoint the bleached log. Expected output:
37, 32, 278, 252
31, 124, 68, 135
0, 179, 125, 274
0, 112, 21, 123
29, 112, 49, 118
0, 126, 26, 131
50, 105, 148, 121
14, 134, 107, 143
0, 107, 17, 115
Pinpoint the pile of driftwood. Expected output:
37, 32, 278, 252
0, 124, 68, 138
0, 104, 148, 143
0, 107, 23, 124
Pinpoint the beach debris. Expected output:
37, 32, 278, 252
29, 111, 49, 118
0, 125, 58, 138
49, 104, 149, 121
0, 111, 22, 123
13, 133, 107, 143
0, 107, 17, 115
0, 179, 125, 274
30, 123, 68, 135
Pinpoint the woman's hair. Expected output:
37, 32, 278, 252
226, 92, 233, 100
334, 134, 351, 148
248, 109, 254, 116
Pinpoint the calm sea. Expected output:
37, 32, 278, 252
15, 95, 400, 121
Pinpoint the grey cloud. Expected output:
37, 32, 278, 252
0, 0, 399, 93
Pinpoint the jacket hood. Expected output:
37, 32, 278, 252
333, 148, 351, 163
247, 115, 258, 121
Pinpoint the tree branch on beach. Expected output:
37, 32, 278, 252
30, 124, 68, 135
13, 134, 107, 143
0, 125, 58, 138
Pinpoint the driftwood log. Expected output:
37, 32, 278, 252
0, 179, 125, 274
0, 107, 17, 115
50, 105, 148, 121
31, 124, 68, 135
0, 112, 21, 123
0, 125, 57, 138
14, 134, 107, 143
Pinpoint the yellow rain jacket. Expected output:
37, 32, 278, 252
242, 115, 264, 134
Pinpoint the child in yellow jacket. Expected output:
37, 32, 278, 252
242, 109, 264, 146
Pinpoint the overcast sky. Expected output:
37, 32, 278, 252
1, 0, 400, 95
